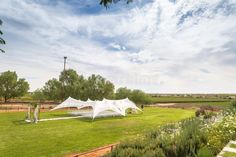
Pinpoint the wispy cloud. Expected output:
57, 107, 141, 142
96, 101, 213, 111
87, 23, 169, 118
0, 0, 236, 93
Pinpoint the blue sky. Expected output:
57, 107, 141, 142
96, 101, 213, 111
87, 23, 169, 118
0, 0, 236, 93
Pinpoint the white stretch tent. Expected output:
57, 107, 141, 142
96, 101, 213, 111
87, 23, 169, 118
102, 98, 142, 116
51, 97, 142, 119
51, 97, 81, 111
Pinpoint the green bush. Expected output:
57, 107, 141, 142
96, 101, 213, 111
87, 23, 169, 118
231, 99, 236, 108
200, 105, 214, 111
105, 118, 209, 157
207, 114, 236, 154
203, 111, 216, 119
175, 118, 207, 157
115, 87, 153, 104
197, 147, 214, 157
195, 107, 216, 119
105, 145, 166, 157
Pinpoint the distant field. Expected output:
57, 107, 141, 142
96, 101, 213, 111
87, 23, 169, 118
0, 95, 233, 111
150, 96, 229, 103
0, 107, 194, 157
147, 96, 232, 108
191, 101, 231, 107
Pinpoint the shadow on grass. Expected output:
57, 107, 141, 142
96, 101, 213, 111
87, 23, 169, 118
77, 116, 126, 123
12, 119, 31, 125
47, 113, 74, 117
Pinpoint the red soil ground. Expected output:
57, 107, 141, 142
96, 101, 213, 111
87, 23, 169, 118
66, 143, 118, 157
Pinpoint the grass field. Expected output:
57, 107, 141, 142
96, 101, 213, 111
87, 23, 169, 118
223, 151, 236, 157
0, 107, 194, 157
229, 143, 236, 149
179, 101, 231, 107
151, 96, 229, 103
192, 101, 230, 106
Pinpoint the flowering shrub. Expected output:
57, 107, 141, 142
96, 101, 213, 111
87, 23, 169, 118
104, 107, 236, 157
207, 111, 236, 154
105, 118, 210, 157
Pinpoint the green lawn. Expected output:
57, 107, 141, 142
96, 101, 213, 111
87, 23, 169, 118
223, 151, 236, 157
230, 143, 236, 149
0, 107, 194, 157
222, 143, 236, 157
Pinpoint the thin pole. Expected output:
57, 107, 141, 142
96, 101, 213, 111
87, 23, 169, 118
63, 56, 67, 72
62, 56, 67, 100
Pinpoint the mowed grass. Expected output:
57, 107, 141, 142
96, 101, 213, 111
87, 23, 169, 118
223, 151, 236, 157
229, 143, 236, 149
0, 107, 194, 157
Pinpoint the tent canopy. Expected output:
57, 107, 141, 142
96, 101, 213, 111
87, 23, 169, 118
51, 97, 142, 119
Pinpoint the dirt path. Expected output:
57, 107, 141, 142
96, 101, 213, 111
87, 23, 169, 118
66, 143, 118, 157
150, 103, 176, 107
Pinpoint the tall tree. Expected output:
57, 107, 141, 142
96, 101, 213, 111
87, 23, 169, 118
32, 89, 46, 101
115, 87, 132, 99
130, 89, 150, 104
0, 19, 6, 53
59, 69, 85, 100
42, 69, 86, 101
42, 78, 62, 101
85, 74, 114, 100
41, 69, 115, 101
0, 71, 29, 102
115, 87, 152, 104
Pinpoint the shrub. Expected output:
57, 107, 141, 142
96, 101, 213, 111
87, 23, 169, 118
203, 111, 216, 119
195, 109, 201, 117
197, 147, 214, 157
200, 105, 214, 111
175, 118, 207, 157
146, 123, 178, 139
105, 145, 166, 157
231, 99, 236, 108
104, 113, 236, 157
115, 87, 153, 104
105, 118, 209, 157
207, 114, 236, 154
195, 108, 216, 119
195, 109, 206, 117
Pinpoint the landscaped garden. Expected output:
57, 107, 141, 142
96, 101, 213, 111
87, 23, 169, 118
1, 0, 236, 156
0, 107, 194, 157
104, 101, 236, 157
0, 70, 235, 157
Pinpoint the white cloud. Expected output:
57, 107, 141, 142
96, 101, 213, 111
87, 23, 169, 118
0, 0, 236, 93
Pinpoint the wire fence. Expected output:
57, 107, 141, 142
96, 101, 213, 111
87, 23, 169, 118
0, 102, 58, 112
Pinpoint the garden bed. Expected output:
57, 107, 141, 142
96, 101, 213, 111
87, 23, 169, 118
104, 104, 236, 157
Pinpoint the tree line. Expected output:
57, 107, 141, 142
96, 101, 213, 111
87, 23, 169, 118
0, 70, 152, 104
39, 69, 114, 101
